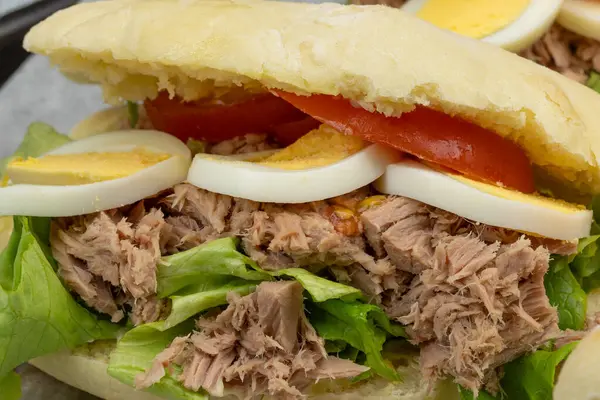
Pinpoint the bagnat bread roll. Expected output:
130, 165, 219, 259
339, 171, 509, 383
30, 350, 453, 400
22, 0, 600, 196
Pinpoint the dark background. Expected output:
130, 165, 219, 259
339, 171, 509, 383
0, 0, 78, 89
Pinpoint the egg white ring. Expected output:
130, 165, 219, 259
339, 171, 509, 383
187, 144, 401, 203
69, 106, 129, 140
558, 0, 600, 42
0, 156, 189, 217
374, 160, 592, 240
401, 0, 562, 53
0, 130, 192, 217
47, 129, 190, 158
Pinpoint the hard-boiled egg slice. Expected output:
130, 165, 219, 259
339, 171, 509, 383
558, 0, 600, 41
70, 104, 151, 140
0, 130, 191, 217
188, 129, 399, 204
188, 146, 399, 203
70, 105, 131, 140
401, 0, 562, 52
374, 160, 592, 240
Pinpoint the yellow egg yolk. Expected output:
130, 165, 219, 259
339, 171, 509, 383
449, 172, 587, 215
257, 124, 365, 170
417, 0, 530, 39
6, 148, 171, 186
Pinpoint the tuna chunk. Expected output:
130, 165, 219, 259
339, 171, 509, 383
169, 184, 232, 234
51, 227, 124, 322
243, 207, 389, 274
136, 281, 367, 399
362, 197, 559, 394
53, 183, 573, 392
163, 185, 390, 275
206, 133, 278, 155
521, 24, 600, 83
51, 207, 168, 324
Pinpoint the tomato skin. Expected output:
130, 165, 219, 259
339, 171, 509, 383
144, 92, 308, 143
274, 91, 535, 193
271, 117, 321, 146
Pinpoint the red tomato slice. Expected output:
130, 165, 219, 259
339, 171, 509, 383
271, 117, 322, 146
274, 91, 535, 193
144, 92, 309, 143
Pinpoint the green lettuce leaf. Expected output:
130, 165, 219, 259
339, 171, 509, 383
569, 235, 600, 292
542, 196, 600, 331
158, 278, 258, 330
273, 267, 362, 302
127, 101, 139, 128
108, 320, 207, 400
325, 340, 348, 354
108, 278, 260, 399
157, 238, 271, 298
0, 371, 21, 400
186, 139, 207, 156
501, 342, 578, 400
0, 216, 120, 380
544, 256, 587, 330
307, 299, 406, 381
587, 70, 600, 94
157, 238, 361, 303
0, 123, 71, 176
458, 342, 578, 400
458, 386, 496, 400
112, 239, 393, 396
565, 196, 600, 292
112, 235, 404, 397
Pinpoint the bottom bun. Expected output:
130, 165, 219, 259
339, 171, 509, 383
30, 351, 163, 400
30, 350, 458, 400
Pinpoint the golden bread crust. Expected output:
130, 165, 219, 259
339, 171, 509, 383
23, 0, 600, 194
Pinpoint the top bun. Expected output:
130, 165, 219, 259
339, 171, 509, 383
23, 0, 600, 195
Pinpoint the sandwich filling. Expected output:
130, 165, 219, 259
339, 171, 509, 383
0, 82, 585, 398
1, 75, 597, 400
2, 79, 599, 400
7, 2, 600, 399
50, 181, 563, 394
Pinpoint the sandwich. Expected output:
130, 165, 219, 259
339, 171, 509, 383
2, 0, 600, 399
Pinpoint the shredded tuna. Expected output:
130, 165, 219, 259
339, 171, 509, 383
205, 134, 278, 156
53, 183, 573, 391
361, 197, 559, 394
51, 207, 169, 324
555, 312, 600, 349
136, 281, 368, 399
521, 24, 600, 83
472, 225, 578, 256
163, 184, 391, 275
242, 205, 390, 273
